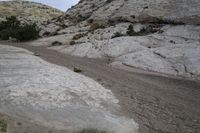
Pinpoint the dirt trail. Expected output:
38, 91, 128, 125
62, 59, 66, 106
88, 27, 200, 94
1, 42, 200, 133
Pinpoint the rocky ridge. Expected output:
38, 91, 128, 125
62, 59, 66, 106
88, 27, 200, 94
0, 0, 63, 24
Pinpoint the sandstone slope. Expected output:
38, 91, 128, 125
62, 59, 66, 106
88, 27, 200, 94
36, 0, 200, 80
0, 44, 138, 133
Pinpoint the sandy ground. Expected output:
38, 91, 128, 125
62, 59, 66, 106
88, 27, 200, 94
1, 42, 200, 133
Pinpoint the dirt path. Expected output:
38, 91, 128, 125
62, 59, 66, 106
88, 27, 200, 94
1, 42, 200, 133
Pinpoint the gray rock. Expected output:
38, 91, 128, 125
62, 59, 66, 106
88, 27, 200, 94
0, 44, 138, 133
29, 0, 200, 80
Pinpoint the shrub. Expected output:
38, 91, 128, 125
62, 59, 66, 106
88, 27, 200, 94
89, 22, 106, 31
0, 120, 7, 132
73, 67, 82, 73
111, 32, 123, 38
70, 40, 76, 45
0, 16, 40, 41
77, 128, 109, 133
15, 24, 39, 41
155, 18, 185, 25
68, 15, 89, 24
87, 19, 94, 24
126, 24, 158, 36
106, 0, 114, 3
126, 24, 136, 36
51, 41, 63, 46
72, 33, 87, 40
0, 29, 13, 40
0, 16, 20, 30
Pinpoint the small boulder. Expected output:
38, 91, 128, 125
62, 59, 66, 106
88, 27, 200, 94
34, 53, 40, 56
74, 67, 82, 73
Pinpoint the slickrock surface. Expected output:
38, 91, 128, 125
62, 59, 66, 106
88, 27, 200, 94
0, 44, 138, 133
35, 0, 200, 80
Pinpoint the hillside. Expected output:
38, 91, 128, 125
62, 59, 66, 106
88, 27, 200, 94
43, 0, 200, 29
38, 0, 200, 81
66, 0, 200, 24
0, 0, 63, 23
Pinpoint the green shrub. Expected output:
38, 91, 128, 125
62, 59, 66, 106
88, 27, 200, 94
0, 120, 7, 132
126, 24, 138, 36
0, 16, 20, 30
15, 24, 39, 41
111, 32, 123, 38
0, 29, 13, 40
0, 16, 40, 41
77, 128, 109, 133
126, 24, 158, 36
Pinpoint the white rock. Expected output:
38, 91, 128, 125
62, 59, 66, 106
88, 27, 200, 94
30, 24, 200, 80
154, 43, 200, 78
115, 50, 177, 75
0, 44, 138, 133
28, 0, 200, 80
162, 25, 200, 40
102, 37, 147, 58
30, 34, 74, 46
67, 0, 200, 24
61, 42, 103, 58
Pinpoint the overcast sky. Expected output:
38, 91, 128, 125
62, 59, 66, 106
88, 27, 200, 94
0, 0, 80, 11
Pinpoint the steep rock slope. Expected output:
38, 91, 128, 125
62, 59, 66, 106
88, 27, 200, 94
36, 0, 200, 80
62, 0, 200, 24
0, 0, 63, 23
66, 0, 200, 24
41, 0, 200, 34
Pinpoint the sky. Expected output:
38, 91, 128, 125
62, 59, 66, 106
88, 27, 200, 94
0, 0, 80, 11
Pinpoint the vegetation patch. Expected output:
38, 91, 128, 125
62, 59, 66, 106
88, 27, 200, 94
73, 67, 82, 73
72, 33, 87, 40
77, 128, 109, 133
0, 1, 63, 21
89, 22, 106, 31
0, 120, 7, 132
0, 16, 40, 41
51, 41, 63, 46
111, 32, 124, 38
70, 40, 76, 45
154, 18, 185, 25
126, 24, 158, 36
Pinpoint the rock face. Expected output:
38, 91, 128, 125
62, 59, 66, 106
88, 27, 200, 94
40, 0, 200, 36
0, 44, 138, 133
0, 0, 63, 24
66, 0, 200, 25
34, 0, 200, 80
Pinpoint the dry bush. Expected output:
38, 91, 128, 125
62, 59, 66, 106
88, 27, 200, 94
72, 33, 87, 40
89, 22, 106, 31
